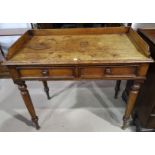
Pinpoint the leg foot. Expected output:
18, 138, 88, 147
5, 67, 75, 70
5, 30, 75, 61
42, 81, 51, 100
32, 116, 40, 130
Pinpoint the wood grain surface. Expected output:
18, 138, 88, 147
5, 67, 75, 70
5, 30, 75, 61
4, 27, 153, 65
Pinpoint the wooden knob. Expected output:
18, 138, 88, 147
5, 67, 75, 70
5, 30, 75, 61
42, 69, 49, 76
105, 68, 111, 74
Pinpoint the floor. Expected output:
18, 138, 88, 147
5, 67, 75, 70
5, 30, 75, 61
0, 79, 135, 132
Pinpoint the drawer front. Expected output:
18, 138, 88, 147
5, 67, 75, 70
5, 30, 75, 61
17, 65, 139, 79
49, 68, 75, 78
79, 65, 138, 79
18, 67, 75, 79
79, 67, 104, 78
19, 69, 42, 77
104, 66, 137, 77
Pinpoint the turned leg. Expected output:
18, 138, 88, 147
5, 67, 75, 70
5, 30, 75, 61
16, 81, 40, 129
42, 81, 51, 99
122, 80, 142, 129
114, 80, 121, 98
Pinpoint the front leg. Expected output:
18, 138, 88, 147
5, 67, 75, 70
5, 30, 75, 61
122, 80, 143, 129
16, 81, 40, 129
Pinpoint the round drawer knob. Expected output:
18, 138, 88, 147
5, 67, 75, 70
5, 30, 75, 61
42, 69, 49, 76
105, 68, 111, 74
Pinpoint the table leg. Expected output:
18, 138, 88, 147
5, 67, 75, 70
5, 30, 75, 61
42, 81, 51, 99
114, 80, 121, 98
16, 81, 40, 129
122, 80, 142, 129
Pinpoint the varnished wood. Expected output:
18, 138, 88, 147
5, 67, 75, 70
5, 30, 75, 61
79, 65, 139, 79
122, 80, 143, 129
31, 27, 129, 35
16, 81, 40, 129
17, 66, 75, 79
128, 28, 150, 57
4, 27, 152, 65
3, 27, 153, 130
6, 64, 150, 81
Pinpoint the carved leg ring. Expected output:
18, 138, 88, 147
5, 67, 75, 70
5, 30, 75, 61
114, 80, 121, 99
122, 80, 142, 129
17, 81, 40, 130
42, 81, 51, 100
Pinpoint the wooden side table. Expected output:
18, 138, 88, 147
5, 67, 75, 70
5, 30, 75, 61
3, 27, 153, 130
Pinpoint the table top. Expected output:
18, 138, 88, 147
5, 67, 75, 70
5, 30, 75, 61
138, 29, 155, 45
4, 27, 153, 65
